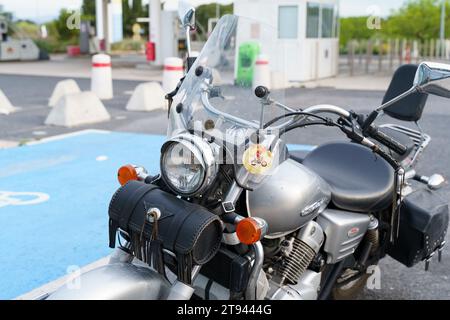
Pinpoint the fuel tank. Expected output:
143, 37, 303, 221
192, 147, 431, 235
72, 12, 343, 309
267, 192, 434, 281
246, 159, 331, 239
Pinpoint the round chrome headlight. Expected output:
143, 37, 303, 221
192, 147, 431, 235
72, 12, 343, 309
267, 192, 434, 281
160, 134, 218, 196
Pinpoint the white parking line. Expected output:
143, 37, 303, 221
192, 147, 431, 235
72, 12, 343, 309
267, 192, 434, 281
27, 129, 111, 145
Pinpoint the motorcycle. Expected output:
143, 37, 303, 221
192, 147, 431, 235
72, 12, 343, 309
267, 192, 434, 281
46, 5, 449, 300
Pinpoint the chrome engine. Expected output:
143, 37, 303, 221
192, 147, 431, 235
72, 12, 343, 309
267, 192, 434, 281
193, 209, 375, 300
278, 221, 324, 284
266, 221, 325, 300
267, 270, 322, 300
192, 206, 374, 301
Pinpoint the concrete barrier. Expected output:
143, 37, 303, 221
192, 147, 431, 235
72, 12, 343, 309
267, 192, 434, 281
126, 82, 166, 112
163, 57, 184, 93
91, 54, 113, 100
48, 79, 81, 107
0, 89, 16, 115
45, 92, 111, 127
253, 54, 271, 90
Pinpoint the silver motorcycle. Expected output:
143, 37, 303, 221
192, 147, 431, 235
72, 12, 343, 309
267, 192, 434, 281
47, 7, 449, 301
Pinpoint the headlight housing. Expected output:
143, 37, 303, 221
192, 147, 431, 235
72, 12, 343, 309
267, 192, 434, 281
160, 134, 218, 197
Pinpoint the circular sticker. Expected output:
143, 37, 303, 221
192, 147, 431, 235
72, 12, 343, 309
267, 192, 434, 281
242, 144, 273, 175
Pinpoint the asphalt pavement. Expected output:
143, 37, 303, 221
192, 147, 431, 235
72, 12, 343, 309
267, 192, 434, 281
0, 74, 449, 299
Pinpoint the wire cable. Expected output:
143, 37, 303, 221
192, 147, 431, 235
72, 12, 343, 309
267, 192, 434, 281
263, 111, 335, 129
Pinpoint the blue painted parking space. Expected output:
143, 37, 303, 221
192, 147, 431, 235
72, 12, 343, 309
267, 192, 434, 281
0, 130, 313, 299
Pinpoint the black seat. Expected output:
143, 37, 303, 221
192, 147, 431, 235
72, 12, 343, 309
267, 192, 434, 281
302, 142, 395, 213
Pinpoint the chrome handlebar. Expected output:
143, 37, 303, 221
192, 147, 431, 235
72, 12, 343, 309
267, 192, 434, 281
302, 104, 351, 119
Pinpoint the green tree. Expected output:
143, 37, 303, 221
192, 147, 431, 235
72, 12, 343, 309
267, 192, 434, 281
51, 9, 80, 41
122, 0, 149, 37
339, 16, 381, 47
339, 0, 450, 46
132, 0, 144, 17
122, 0, 132, 36
384, 0, 450, 41
15, 20, 41, 39
81, 0, 96, 20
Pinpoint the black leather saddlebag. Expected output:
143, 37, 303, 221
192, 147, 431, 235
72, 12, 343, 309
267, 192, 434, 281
387, 189, 449, 267
108, 180, 223, 282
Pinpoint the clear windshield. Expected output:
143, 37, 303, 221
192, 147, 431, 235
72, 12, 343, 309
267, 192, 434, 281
169, 14, 288, 135
168, 15, 290, 186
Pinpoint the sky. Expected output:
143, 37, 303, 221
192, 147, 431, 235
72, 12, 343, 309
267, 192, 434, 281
0, 0, 407, 23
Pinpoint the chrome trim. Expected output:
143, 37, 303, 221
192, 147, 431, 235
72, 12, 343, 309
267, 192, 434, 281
297, 221, 324, 253
379, 123, 431, 167
376, 87, 418, 112
166, 280, 195, 300
268, 270, 322, 300
245, 242, 264, 300
303, 104, 351, 118
160, 133, 218, 197
272, 100, 297, 113
191, 265, 202, 282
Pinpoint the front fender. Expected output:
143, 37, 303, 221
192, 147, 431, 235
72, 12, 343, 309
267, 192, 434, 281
47, 262, 171, 300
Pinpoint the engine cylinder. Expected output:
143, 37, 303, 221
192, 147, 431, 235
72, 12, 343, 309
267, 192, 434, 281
279, 238, 316, 284
279, 221, 324, 285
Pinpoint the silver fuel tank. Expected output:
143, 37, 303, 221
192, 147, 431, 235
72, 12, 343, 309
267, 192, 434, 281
246, 159, 331, 239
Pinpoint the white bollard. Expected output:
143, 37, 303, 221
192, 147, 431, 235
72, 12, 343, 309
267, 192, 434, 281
253, 54, 271, 91
126, 82, 166, 112
48, 79, 81, 107
0, 89, 16, 115
45, 91, 111, 127
163, 57, 184, 93
91, 54, 113, 100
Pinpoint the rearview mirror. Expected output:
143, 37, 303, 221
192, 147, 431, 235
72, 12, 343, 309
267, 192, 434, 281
414, 62, 450, 98
178, 0, 196, 31
369, 61, 450, 129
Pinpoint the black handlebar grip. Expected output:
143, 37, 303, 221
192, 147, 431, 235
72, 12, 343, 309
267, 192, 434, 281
371, 144, 400, 168
255, 86, 270, 99
368, 126, 408, 156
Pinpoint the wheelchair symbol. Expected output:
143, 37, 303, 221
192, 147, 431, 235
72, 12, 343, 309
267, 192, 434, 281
0, 191, 50, 208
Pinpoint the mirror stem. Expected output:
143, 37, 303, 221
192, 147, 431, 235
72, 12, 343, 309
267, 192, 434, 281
376, 86, 418, 112
186, 28, 192, 58
362, 86, 418, 133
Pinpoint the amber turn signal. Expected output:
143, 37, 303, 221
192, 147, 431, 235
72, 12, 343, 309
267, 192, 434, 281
236, 217, 263, 245
118, 164, 138, 186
